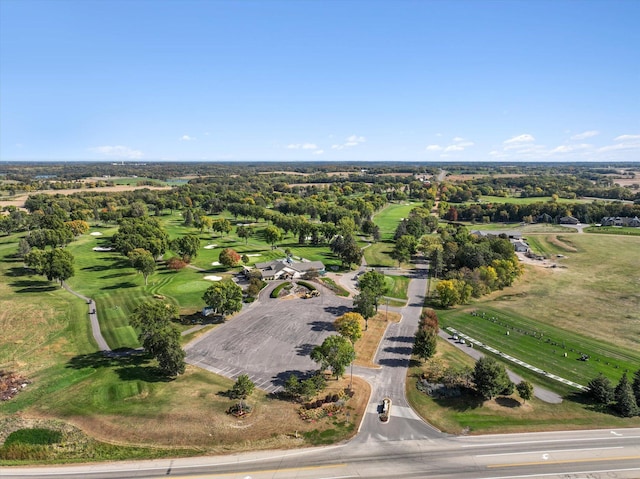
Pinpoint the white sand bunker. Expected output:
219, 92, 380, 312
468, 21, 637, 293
211, 261, 221, 266
93, 247, 113, 252
90, 232, 103, 236
246, 254, 261, 257
204, 275, 222, 281
203, 244, 218, 249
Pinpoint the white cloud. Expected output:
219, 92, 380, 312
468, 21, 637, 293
427, 137, 474, 154
287, 143, 319, 150
313, 149, 324, 155
504, 134, 535, 145
550, 144, 592, 154
614, 134, 640, 142
444, 144, 464, 152
570, 130, 599, 140
332, 134, 366, 150
180, 135, 195, 141
89, 145, 143, 159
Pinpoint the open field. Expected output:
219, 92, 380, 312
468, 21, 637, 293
406, 339, 640, 435
432, 232, 640, 394
477, 233, 640, 351
0, 185, 171, 209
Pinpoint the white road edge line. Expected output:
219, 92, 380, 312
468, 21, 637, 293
476, 446, 623, 457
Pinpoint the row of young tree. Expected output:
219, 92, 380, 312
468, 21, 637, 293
587, 370, 640, 418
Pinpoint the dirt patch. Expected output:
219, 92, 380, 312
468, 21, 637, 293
0, 370, 30, 401
548, 235, 578, 252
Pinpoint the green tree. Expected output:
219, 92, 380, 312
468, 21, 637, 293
413, 327, 437, 362
202, 279, 243, 318
212, 218, 232, 237
633, 369, 640, 405
473, 356, 513, 400
311, 335, 355, 379
113, 217, 169, 259
237, 225, 252, 244
391, 235, 417, 266
357, 270, 387, 311
25, 248, 75, 285
231, 374, 255, 400
128, 248, 156, 285
614, 373, 639, 417
183, 209, 194, 226
129, 301, 185, 377
353, 292, 376, 329
334, 312, 364, 345
172, 234, 200, 263
332, 234, 363, 268
516, 380, 534, 404
219, 248, 242, 268
587, 373, 615, 405
263, 225, 283, 248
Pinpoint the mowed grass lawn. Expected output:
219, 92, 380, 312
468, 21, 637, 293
0, 229, 370, 461
407, 338, 640, 435
384, 275, 410, 300
434, 232, 640, 391
373, 202, 419, 241
66, 229, 220, 350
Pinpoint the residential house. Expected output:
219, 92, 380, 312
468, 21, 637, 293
560, 216, 579, 224
600, 216, 640, 227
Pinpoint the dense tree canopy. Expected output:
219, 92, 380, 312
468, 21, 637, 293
129, 301, 185, 377
311, 335, 356, 379
113, 217, 169, 259
202, 279, 243, 318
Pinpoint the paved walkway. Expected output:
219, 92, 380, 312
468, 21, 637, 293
62, 283, 111, 352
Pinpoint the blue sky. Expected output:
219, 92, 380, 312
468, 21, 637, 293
1, 0, 639, 162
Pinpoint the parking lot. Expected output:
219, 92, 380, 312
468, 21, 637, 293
185, 283, 353, 393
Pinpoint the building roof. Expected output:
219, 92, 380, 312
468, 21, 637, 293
255, 259, 325, 276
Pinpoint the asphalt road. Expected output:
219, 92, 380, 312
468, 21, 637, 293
4, 428, 640, 478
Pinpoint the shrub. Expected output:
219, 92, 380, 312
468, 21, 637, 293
166, 257, 187, 270
297, 280, 316, 291
4, 428, 62, 447
270, 282, 292, 298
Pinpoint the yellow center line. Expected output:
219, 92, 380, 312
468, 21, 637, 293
488, 455, 640, 468
164, 462, 346, 478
